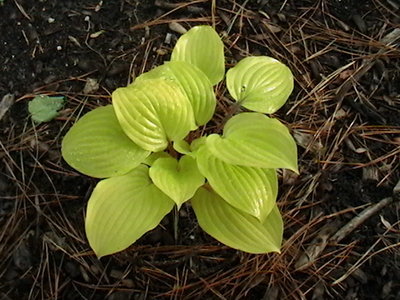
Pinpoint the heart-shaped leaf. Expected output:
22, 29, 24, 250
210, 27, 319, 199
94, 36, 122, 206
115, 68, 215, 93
171, 25, 225, 85
149, 155, 205, 208
206, 112, 298, 172
196, 146, 278, 221
62, 105, 150, 178
226, 56, 293, 114
136, 61, 216, 126
85, 165, 175, 258
112, 79, 196, 152
191, 187, 283, 254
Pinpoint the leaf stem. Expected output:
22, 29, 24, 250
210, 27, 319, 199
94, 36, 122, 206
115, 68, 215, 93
173, 206, 179, 243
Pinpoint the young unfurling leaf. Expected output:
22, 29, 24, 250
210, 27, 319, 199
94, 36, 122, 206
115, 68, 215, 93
149, 155, 205, 208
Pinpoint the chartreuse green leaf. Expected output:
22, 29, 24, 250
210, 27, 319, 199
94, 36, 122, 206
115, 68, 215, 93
149, 155, 205, 208
196, 146, 278, 221
112, 79, 196, 152
226, 56, 294, 114
136, 61, 216, 126
173, 136, 206, 157
191, 187, 283, 254
173, 140, 191, 155
206, 112, 298, 172
171, 25, 225, 85
85, 165, 175, 258
62, 105, 149, 178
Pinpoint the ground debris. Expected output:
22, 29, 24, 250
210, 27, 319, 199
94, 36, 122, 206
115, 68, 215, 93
0, 94, 14, 121
331, 197, 394, 243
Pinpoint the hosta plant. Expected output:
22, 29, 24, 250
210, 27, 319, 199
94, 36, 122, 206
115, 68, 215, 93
62, 25, 297, 258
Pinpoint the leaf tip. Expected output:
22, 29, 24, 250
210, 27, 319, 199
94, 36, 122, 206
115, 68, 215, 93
271, 248, 281, 254
93, 250, 104, 259
289, 163, 299, 175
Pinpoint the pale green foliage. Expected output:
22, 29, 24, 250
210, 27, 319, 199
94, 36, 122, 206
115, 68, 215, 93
191, 188, 283, 254
226, 56, 294, 113
196, 145, 278, 221
62, 105, 149, 178
28, 95, 64, 123
149, 155, 205, 208
173, 139, 192, 156
61, 25, 297, 256
171, 25, 225, 85
136, 61, 216, 126
205, 113, 298, 172
112, 79, 196, 152
86, 165, 175, 258
173, 136, 206, 157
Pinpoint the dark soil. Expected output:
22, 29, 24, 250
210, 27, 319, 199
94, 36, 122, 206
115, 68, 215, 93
1, 0, 400, 299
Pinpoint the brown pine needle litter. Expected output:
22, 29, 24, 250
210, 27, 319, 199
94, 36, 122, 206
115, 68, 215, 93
1, 0, 400, 299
